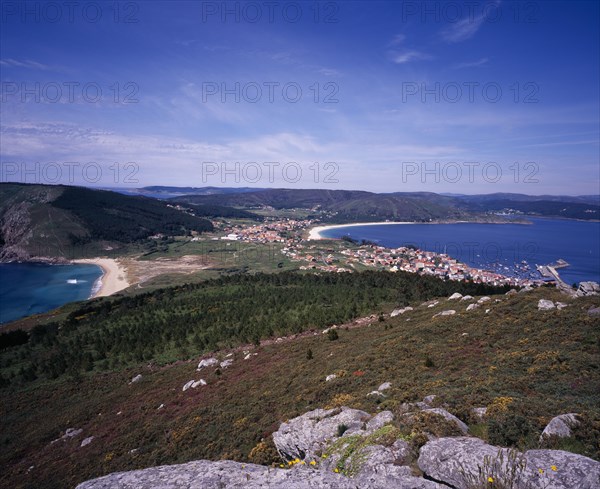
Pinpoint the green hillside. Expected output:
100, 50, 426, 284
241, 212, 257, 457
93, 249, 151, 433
0, 272, 598, 488
172, 189, 470, 222
0, 183, 214, 261
172, 188, 600, 222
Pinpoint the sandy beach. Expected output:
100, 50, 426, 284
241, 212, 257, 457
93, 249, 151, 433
307, 221, 414, 240
72, 258, 130, 298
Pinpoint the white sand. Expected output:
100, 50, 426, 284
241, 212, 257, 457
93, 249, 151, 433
73, 258, 130, 298
307, 221, 415, 240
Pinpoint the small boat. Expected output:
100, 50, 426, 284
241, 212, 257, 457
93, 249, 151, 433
67, 279, 78, 284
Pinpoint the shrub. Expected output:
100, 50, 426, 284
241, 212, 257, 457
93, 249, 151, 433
248, 438, 280, 465
487, 413, 536, 450
327, 329, 339, 341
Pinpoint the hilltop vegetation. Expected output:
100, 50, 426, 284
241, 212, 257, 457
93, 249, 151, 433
0, 279, 598, 489
0, 183, 214, 261
0, 271, 507, 386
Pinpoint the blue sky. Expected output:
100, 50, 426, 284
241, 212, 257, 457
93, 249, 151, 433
0, 0, 598, 194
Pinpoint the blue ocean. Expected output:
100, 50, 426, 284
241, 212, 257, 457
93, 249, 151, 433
321, 218, 600, 285
0, 263, 103, 325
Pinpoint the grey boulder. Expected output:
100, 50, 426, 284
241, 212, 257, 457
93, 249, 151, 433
538, 299, 555, 311
418, 437, 600, 489
540, 413, 579, 441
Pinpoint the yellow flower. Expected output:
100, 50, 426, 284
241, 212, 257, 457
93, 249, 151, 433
334, 468, 340, 473
279, 464, 284, 468
310, 460, 317, 466
538, 468, 544, 474
300, 461, 305, 465
488, 476, 494, 483
551, 465, 558, 471
322, 454, 328, 459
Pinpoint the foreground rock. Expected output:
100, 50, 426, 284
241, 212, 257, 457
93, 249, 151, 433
418, 437, 600, 489
76, 459, 444, 489
77, 405, 598, 489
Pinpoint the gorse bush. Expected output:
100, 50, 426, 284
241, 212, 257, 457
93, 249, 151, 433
487, 414, 536, 450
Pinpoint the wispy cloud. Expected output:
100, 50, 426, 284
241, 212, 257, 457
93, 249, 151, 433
388, 34, 406, 47
440, 1, 500, 44
387, 34, 430, 64
318, 68, 341, 77
390, 50, 431, 64
0, 58, 53, 71
441, 16, 485, 43
453, 57, 489, 69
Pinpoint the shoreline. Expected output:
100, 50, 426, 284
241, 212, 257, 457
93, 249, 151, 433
72, 258, 130, 298
308, 222, 413, 240
307, 219, 524, 241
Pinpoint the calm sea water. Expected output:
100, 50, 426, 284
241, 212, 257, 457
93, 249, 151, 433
321, 218, 600, 285
0, 263, 103, 325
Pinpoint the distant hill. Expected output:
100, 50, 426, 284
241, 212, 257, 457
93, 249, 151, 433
178, 203, 261, 220
453, 193, 600, 206
171, 188, 600, 222
458, 194, 600, 220
0, 183, 214, 262
104, 186, 267, 199
172, 189, 472, 222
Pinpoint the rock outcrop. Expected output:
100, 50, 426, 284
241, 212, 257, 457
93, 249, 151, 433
76, 459, 445, 489
577, 281, 600, 297
272, 407, 372, 461
419, 437, 600, 489
76, 405, 599, 489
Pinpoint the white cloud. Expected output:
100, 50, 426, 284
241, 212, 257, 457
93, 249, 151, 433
390, 50, 430, 64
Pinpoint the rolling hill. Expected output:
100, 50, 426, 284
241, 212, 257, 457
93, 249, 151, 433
172, 189, 472, 222
0, 183, 214, 262
171, 188, 600, 222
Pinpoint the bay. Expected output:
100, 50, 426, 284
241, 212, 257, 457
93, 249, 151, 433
0, 263, 103, 325
320, 218, 600, 285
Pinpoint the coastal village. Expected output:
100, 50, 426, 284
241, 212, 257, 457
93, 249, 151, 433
207, 217, 544, 288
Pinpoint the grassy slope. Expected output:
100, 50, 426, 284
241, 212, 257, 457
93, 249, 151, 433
1, 288, 598, 489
